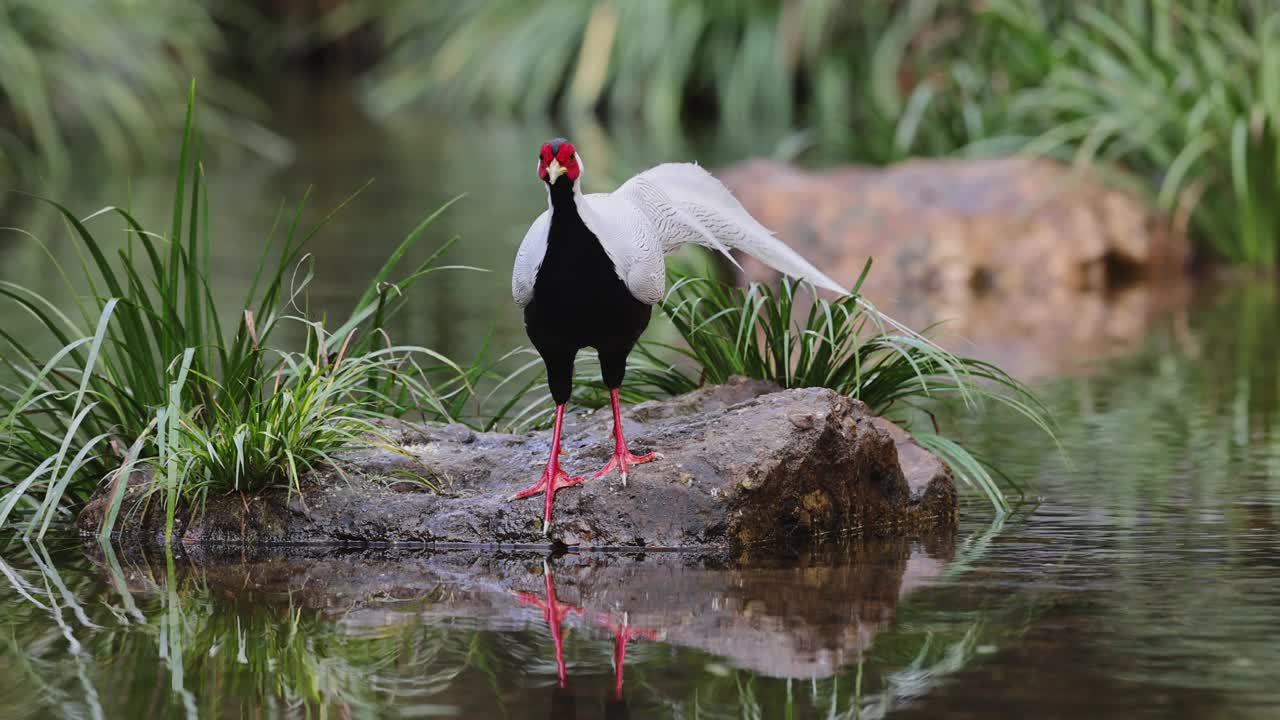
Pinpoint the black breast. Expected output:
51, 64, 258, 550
523, 179, 652, 359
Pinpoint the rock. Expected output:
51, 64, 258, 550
719, 157, 1192, 377
84, 533, 957, 679
722, 156, 1188, 294
77, 379, 957, 549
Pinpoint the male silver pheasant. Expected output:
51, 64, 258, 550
511, 138, 847, 534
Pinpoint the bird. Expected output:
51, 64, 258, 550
511, 138, 848, 535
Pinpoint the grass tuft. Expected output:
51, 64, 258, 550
644, 266, 1051, 510
0, 85, 470, 540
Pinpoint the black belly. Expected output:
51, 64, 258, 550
524, 257, 651, 357
523, 191, 652, 404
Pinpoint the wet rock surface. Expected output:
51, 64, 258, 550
720, 157, 1192, 377
78, 379, 956, 549
86, 533, 957, 679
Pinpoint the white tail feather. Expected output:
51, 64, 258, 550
614, 163, 847, 294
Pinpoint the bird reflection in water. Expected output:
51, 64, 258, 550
595, 610, 657, 701
515, 559, 657, 712
515, 560, 584, 689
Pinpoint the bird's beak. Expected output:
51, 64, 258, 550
545, 159, 567, 183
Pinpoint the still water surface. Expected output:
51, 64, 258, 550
1, 90, 1278, 718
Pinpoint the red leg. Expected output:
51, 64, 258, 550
508, 404, 585, 535
592, 388, 657, 486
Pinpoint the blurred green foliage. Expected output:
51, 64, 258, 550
354, 0, 1280, 265
1013, 0, 1280, 264
0, 0, 215, 178
0, 0, 285, 186
4, 0, 1280, 262
360, 0, 1040, 162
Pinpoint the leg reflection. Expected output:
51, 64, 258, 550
595, 610, 658, 701
515, 560, 584, 689
516, 559, 658, 709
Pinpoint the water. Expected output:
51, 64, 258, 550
2, 88, 1279, 718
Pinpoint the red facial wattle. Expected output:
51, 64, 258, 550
557, 143, 580, 181
537, 141, 580, 182
538, 143, 553, 181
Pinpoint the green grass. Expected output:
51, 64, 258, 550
1007, 0, 1280, 264
649, 268, 1050, 510
0, 84, 474, 542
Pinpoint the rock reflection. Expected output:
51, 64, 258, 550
87, 533, 954, 695
0, 531, 970, 718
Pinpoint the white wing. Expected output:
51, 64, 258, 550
572, 191, 668, 305
512, 210, 550, 307
580, 163, 848, 301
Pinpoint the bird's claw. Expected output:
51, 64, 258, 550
509, 460, 584, 535
592, 449, 657, 484
509, 467, 584, 501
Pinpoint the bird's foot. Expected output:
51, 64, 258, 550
508, 458, 585, 534
592, 446, 657, 487
509, 461, 585, 500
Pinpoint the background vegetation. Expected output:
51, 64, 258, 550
5, 0, 1279, 263
0, 0, 287, 183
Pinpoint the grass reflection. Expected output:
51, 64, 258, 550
940, 278, 1280, 524
0, 529, 1039, 719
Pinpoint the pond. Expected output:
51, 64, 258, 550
1, 85, 1278, 718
